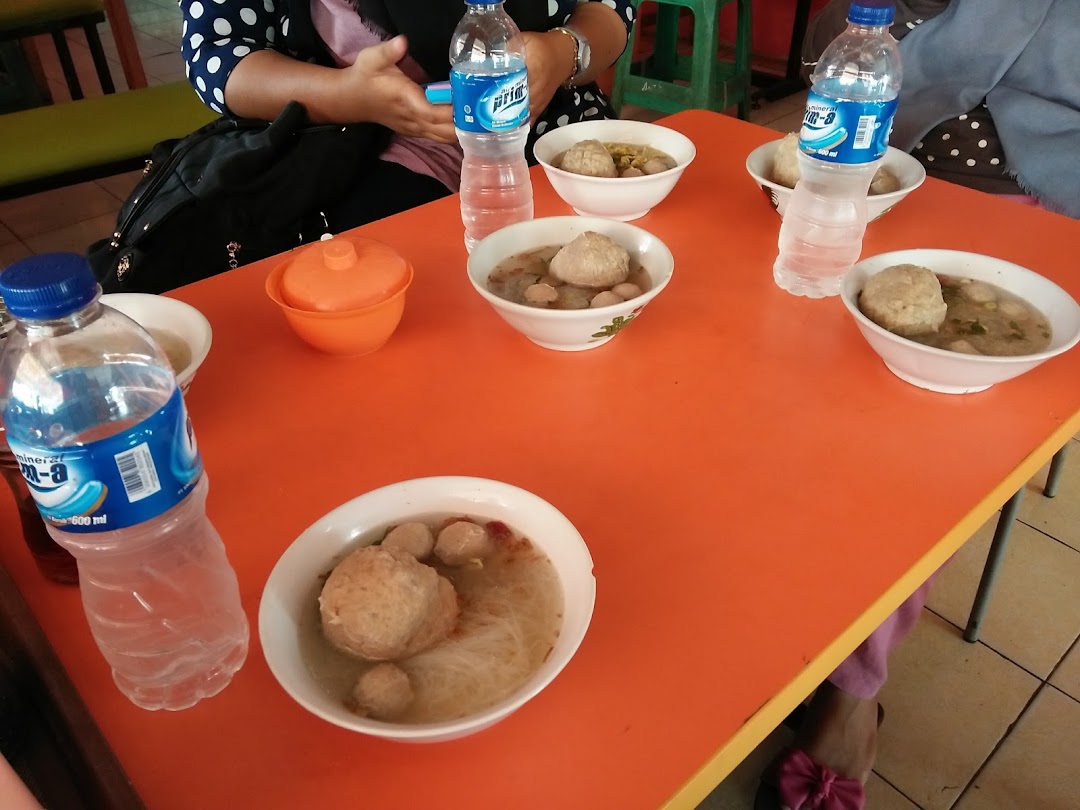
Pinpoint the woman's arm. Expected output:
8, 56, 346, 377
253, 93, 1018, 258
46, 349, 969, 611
523, 0, 634, 119
180, 1, 453, 141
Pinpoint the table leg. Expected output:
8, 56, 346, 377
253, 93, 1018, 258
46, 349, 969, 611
102, 0, 147, 89
964, 488, 1024, 643
1043, 444, 1069, 498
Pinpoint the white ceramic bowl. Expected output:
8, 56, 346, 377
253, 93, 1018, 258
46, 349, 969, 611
258, 476, 596, 743
841, 249, 1080, 394
467, 216, 674, 352
100, 292, 212, 392
533, 119, 696, 221
745, 139, 926, 221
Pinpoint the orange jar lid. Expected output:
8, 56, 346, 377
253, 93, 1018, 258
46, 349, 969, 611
280, 237, 409, 312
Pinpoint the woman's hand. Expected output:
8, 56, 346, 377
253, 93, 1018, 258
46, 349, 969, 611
521, 31, 576, 121
338, 36, 456, 143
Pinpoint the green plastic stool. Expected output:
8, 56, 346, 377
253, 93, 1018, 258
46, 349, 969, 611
612, 0, 753, 119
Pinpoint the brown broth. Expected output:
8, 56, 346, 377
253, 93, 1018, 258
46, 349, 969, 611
149, 328, 192, 375
487, 245, 650, 309
301, 514, 564, 724
906, 275, 1052, 356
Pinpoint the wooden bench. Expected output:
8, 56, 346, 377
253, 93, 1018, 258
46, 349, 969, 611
0, 0, 113, 100
0, 81, 219, 200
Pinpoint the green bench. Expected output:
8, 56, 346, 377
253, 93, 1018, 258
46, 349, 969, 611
0, 81, 219, 200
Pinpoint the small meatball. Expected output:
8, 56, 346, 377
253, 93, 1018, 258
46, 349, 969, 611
319, 546, 448, 661
351, 663, 413, 720
869, 166, 901, 195
998, 299, 1029, 319
642, 157, 673, 175
549, 231, 631, 289
611, 282, 643, 300
558, 140, 617, 178
524, 283, 559, 305
590, 290, 624, 308
382, 522, 435, 560
859, 264, 948, 337
620, 167, 644, 178
959, 280, 997, 304
949, 339, 982, 355
435, 521, 494, 566
772, 132, 801, 189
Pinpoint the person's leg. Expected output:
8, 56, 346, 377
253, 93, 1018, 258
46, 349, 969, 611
326, 159, 451, 233
757, 578, 935, 809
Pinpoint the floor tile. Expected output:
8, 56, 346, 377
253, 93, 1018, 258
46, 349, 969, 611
0, 183, 121, 240
865, 773, 921, 810
134, 22, 184, 49
874, 610, 1039, 810
697, 726, 791, 810
141, 51, 187, 83
23, 213, 119, 257
96, 170, 145, 203
0, 223, 16, 246
750, 100, 796, 126
618, 104, 667, 123
777, 89, 809, 112
926, 517, 1080, 678
0, 241, 33, 268
954, 686, 1080, 810
1017, 448, 1080, 552
765, 109, 805, 135
1049, 639, 1080, 702
128, 7, 183, 28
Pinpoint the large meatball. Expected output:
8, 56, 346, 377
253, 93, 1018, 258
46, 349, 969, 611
772, 132, 801, 189
402, 575, 459, 656
859, 264, 948, 337
351, 663, 413, 720
869, 166, 901, 195
435, 520, 494, 566
558, 140, 617, 178
549, 232, 630, 289
319, 546, 457, 660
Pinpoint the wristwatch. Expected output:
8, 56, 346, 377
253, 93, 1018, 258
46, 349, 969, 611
552, 26, 592, 87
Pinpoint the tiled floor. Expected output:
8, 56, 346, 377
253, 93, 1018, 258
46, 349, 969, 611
4, 7, 1080, 809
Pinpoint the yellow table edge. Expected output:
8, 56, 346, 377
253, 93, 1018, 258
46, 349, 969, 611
661, 412, 1080, 810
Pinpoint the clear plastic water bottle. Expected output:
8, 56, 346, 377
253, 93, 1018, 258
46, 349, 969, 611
450, 0, 534, 252
774, 1, 902, 298
0, 254, 248, 711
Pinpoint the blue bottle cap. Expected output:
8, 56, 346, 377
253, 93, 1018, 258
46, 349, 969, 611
848, 2, 895, 26
0, 253, 99, 321
424, 81, 452, 105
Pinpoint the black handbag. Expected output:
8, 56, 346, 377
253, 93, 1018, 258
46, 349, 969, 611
88, 102, 390, 294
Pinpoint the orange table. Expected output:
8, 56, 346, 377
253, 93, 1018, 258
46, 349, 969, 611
3, 110, 1080, 810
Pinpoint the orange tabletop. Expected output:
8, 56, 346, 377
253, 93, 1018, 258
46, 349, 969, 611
3, 110, 1080, 810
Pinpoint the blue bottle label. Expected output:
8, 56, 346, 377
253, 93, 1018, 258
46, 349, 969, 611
451, 67, 529, 133
6, 389, 202, 533
799, 91, 899, 164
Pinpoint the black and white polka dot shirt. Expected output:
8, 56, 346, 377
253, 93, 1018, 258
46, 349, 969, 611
180, 0, 636, 141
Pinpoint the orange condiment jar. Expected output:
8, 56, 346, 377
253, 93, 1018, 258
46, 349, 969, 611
280, 237, 410, 312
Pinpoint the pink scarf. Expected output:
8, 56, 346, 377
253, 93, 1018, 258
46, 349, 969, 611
311, 0, 462, 191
